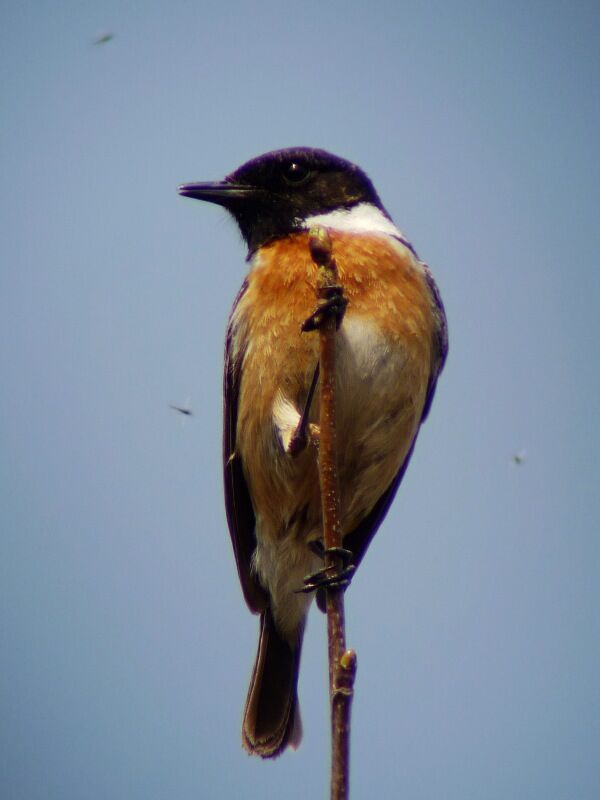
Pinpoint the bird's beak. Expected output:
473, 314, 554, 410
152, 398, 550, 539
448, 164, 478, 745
178, 181, 256, 207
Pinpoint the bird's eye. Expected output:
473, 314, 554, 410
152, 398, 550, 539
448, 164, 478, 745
282, 161, 311, 185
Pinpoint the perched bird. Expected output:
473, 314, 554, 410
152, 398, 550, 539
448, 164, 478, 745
179, 147, 447, 758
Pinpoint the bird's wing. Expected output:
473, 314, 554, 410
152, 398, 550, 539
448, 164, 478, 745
223, 282, 268, 614
344, 263, 448, 571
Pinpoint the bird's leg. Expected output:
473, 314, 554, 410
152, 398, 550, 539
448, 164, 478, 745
289, 281, 347, 456
288, 362, 320, 457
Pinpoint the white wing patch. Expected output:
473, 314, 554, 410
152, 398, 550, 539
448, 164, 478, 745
272, 390, 301, 452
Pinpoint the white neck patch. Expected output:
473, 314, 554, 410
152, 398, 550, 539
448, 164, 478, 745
303, 202, 404, 239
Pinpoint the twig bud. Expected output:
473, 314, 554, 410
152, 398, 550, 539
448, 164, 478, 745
309, 226, 333, 267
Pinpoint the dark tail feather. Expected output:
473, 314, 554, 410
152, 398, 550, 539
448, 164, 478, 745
242, 608, 303, 758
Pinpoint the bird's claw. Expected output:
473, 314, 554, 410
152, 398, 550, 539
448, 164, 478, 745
296, 544, 355, 594
297, 562, 356, 594
308, 542, 353, 562
301, 286, 348, 332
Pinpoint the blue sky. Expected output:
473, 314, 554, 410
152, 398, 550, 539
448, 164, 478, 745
1, 2, 599, 798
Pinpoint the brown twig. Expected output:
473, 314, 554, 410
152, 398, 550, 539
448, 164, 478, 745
308, 227, 357, 800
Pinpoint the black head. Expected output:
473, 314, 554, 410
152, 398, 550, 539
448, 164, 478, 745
178, 147, 387, 255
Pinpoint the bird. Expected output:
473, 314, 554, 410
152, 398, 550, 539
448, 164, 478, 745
178, 147, 447, 758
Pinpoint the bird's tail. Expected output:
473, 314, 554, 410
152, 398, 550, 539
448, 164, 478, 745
242, 608, 303, 758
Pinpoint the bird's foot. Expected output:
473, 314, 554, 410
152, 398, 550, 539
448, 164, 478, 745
301, 285, 348, 332
297, 544, 355, 593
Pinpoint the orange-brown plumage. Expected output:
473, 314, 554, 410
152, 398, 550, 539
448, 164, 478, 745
232, 231, 435, 555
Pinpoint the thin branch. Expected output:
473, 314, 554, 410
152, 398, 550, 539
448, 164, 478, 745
308, 227, 358, 800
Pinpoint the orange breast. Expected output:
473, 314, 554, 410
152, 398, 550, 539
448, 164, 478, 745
231, 231, 436, 538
